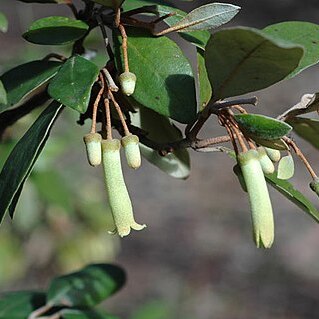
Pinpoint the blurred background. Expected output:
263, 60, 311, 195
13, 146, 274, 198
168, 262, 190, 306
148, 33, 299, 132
1, 1, 319, 318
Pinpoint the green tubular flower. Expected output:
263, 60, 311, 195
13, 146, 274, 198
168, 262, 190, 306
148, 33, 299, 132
83, 133, 102, 167
310, 177, 319, 198
238, 149, 274, 248
101, 139, 146, 237
257, 146, 275, 174
265, 147, 281, 162
121, 134, 141, 169
119, 72, 137, 96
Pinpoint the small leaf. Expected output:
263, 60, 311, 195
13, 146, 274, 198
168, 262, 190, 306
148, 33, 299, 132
265, 172, 319, 223
130, 106, 190, 179
277, 154, 294, 180
205, 27, 304, 100
279, 93, 319, 120
0, 102, 63, 223
197, 49, 212, 110
61, 309, 119, 319
0, 291, 46, 318
264, 21, 319, 77
287, 117, 319, 150
47, 264, 126, 307
114, 28, 196, 124
234, 114, 292, 140
0, 81, 7, 106
23, 16, 89, 45
0, 12, 8, 33
90, 0, 125, 8
48, 55, 99, 113
0, 60, 62, 112
253, 137, 288, 151
169, 3, 240, 32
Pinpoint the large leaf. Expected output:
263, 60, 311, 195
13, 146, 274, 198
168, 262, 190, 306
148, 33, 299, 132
0, 80, 7, 105
48, 55, 99, 113
130, 107, 190, 179
0, 291, 46, 318
0, 12, 8, 33
167, 3, 240, 32
23, 16, 89, 45
234, 114, 292, 140
61, 309, 119, 319
264, 21, 319, 77
287, 117, 319, 149
205, 27, 304, 100
114, 28, 196, 124
47, 264, 126, 307
197, 49, 212, 110
0, 102, 63, 223
0, 60, 62, 112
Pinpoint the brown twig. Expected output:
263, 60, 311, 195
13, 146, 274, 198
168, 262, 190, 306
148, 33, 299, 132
118, 24, 129, 73
90, 74, 105, 134
104, 97, 112, 140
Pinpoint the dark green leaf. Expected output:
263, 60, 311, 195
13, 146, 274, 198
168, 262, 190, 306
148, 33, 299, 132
0, 81, 7, 105
0, 60, 62, 112
265, 172, 319, 223
47, 264, 126, 307
61, 309, 119, 319
205, 27, 304, 100
0, 291, 46, 318
114, 28, 196, 124
287, 117, 319, 149
197, 49, 212, 110
234, 114, 292, 140
264, 21, 319, 77
130, 107, 190, 179
0, 12, 8, 33
0, 102, 63, 223
48, 55, 99, 113
23, 16, 89, 45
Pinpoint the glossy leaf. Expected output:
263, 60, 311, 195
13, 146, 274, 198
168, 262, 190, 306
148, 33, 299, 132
197, 49, 212, 110
90, 0, 125, 8
47, 264, 126, 307
130, 107, 190, 179
61, 309, 119, 319
264, 21, 319, 77
48, 55, 99, 113
205, 27, 304, 100
0, 291, 46, 318
234, 114, 292, 140
279, 93, 319, 120
0, 60, 61, 112
0, 12, 8, 33
23, 16, 89, 45
0, 81, 7, 106
287, 117, 319, 149
265, 172, 319, 223
0, 102, 63, 223
114, 28, 196, 124
277, 154, 294, 180
169, 3, 240, 32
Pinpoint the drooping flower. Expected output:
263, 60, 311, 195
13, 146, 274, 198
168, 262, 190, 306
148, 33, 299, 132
83, 133, 102, 167
121, 134, 141, 169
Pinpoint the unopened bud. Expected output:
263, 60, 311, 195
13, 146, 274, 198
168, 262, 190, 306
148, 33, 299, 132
257, 147, 275, 174
310, 177, 319, 198
121, 134, 141, 169
119, 72, 136, 96
265, 147, 281, 163
83, 133, 102, 167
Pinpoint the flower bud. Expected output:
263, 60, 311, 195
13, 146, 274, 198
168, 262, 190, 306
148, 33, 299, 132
310, 177, 319, 198
238, 150, 274, 248
121, 134, 141, 169
119, 72, 136, 96
83, 133, 102, 167
265, 147, 281, 163
101, 139, 146, 237
257, 147, 275, 174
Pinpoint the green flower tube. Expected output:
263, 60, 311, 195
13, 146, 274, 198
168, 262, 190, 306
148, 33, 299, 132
265, 147, 281, 163
310, 177, 319, 198
238, 149, 274, 248
121, 134, 141, 169
83, 133, 102, 167
119, 72, 137, 96
257, 146, 275, 174
101, 139, 146, 237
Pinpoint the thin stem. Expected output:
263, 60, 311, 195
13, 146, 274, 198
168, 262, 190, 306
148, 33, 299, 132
42, 53, 67, 62
283, 137, 318, 179
114, 7, 121, 27
118, 24, 129, 73
28, 304, 52, 319
108, 90, 130, 136
102, 68, 119, 92
91, 74, 105, 134
232, 105, 248, 113
96, 15, 115, 60
104, 97, 112, 140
